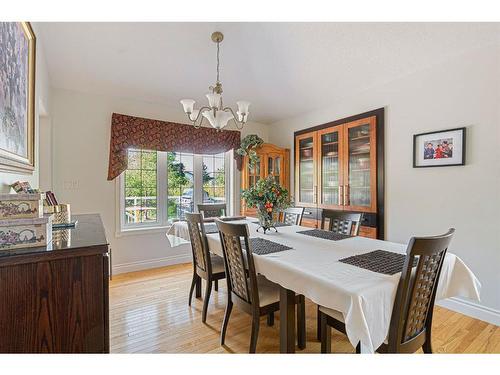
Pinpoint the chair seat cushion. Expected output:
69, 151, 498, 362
255, 275, 280, 307
210, 255, 225, 274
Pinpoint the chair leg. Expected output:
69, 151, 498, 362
214, 279, 218, 291
249, 315, 260, 353
316, 305, 321, 341
202, 279, 212, 323
188, 272, 197, 306
195, 276, 202, 298
423, 329, 433, 353
356, 343, 361, 354
297, 295, 306, 349
267, 312, 274, 327
220, 299, 233, 345
320, 311, 331, 353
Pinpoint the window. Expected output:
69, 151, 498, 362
123, 149, 158, 225
167, 152, 194, 221
202, 154, 225, 204
119, 149, 231, 231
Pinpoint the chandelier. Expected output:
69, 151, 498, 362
180, 32, 250, 131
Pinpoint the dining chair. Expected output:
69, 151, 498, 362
316, 209, 363, 340
319, 228, 455, 354
185, 212, 226, 323
281, 207, 305, 226
215, 219, 306, 353
198, 203, 227, 219
320, 209, 363, 235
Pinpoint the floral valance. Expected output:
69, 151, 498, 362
107, 113, 242, 180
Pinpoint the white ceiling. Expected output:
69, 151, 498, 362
37, 22, 500, 124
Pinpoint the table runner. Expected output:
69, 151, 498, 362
339, 249, 418, 275
166, 219, 481, 353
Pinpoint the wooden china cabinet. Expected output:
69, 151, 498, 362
241, 143, 290, 217
294, 108, 384, 239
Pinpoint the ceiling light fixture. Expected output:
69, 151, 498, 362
180, 32, 250, 131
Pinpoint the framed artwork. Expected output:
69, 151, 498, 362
413, 127, 466, 168
0, 22, 36, 173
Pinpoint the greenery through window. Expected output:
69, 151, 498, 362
167, 152, 194, 221
124, 150, 157, 224
122, 149, 229, 229
202, 154, 225, 203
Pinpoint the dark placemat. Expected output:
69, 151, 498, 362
297, 229, 352, 241
251, 221, 291, 228
203, 223, 219, 234
243, 237, 292, 255
339, 249, 417, 275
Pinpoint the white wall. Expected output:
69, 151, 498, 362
0, 24, 51, 192
268, 45, 500, 324
50, 88, 269, 274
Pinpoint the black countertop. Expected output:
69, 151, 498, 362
0, 213, 108, 259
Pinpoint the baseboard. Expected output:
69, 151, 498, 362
438, 297, 500, 326
112, 253, 192, 275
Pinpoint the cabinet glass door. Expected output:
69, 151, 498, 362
345, 117, 376, 212
319, 128, 342, 207
297, 135, 315, 204
247, 156, 262, 187
267, 155, 282, 184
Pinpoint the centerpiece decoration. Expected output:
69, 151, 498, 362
241, 175, 290, 234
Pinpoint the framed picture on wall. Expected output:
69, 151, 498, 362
413, 127, 466, 168
0, 22, 36, 174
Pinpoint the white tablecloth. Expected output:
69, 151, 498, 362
167, 220, 481, 353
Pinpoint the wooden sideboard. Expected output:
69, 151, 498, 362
294, 108, 385, 239
0, 214, 109, 353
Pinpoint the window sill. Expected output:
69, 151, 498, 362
115, 225, 171, 238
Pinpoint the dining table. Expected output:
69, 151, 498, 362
167, 218, 481, 353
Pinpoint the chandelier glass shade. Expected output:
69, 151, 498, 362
180, 32, 250, 131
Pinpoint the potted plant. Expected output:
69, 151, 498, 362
241, 175, 291, 234
236, 134, 264, 168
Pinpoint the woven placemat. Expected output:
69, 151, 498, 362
243, 237, 292, 255
297, 229, 352, 241
251, 221, 291, 228
203, 223, 219, 234
339, 250, 417, 275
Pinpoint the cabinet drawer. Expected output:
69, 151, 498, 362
359, 226, 377, 239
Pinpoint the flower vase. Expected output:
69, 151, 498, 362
256, 204, 277, 234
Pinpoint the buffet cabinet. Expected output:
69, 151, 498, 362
294, 109, 384, 239
0, 214, 109, 353
241, 143, 290, 217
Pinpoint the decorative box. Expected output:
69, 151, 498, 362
44, 203, 71, 225
0, 216, 52, 250
0, 193, 44, 220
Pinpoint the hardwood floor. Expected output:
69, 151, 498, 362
110, 263, 500, 354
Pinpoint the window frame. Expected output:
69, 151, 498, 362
117, 150, 232, 235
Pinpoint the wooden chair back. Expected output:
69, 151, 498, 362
320, 209, 363, 235
282, 207, 305, 226
185, 212, 211, 276
215, 220, 259, 309
387, 228, 455, 353
198, 203, 227, 218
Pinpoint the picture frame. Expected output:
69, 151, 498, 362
413, 127, 466, 168
0, 22, 36, 174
